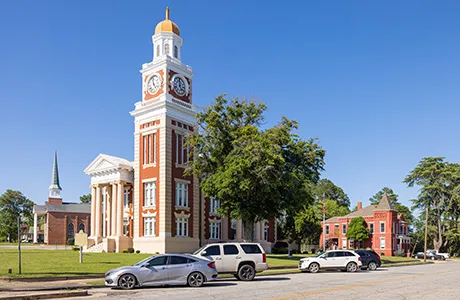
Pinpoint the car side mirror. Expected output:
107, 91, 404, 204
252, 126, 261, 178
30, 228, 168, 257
140, 263, 149, 268
201, 250, 207, 256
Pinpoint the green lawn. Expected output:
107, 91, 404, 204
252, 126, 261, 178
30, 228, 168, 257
0, 250, 421, 278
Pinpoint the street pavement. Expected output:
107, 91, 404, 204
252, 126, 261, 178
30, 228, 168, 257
79, 260, 460, 300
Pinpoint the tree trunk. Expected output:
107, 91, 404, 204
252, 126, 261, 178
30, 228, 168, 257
243, 220, 254, 242
434, 197, 443, 251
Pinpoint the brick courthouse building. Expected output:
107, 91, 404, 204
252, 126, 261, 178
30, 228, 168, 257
320, 194, 410, 256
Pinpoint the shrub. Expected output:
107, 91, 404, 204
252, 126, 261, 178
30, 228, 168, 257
127, 247, 135, 253
72, 246, 80, 251
273, 241, 289, 248
272, 248, 288, 254
122, 249, 128, 253
66, 238, 75, 246
136, 250, 140, 254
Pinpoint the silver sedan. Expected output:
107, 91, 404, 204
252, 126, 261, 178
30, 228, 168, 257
105, 254, 218, 289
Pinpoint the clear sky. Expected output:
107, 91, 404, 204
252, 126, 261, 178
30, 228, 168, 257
1, 1, 460, 211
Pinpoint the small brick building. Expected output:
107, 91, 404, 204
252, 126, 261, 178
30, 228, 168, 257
320, 194, 410, 256
32, 152, 91, 245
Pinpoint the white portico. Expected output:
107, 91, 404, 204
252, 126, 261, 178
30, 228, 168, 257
84, 154, 134, 252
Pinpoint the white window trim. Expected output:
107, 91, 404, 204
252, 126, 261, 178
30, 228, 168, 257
143, 181, 156, 208
342, 223, 347, 234
209, 222, 221, 240
325, 224, 330, 235
380, 221, 385, 233
210, 198, 220, 215
144, 216, 156, 237
380, 237, 386, 249
175, 217, 188, 237
369, 222, 374, 234
341, 238, 347, 249
175, 182, 189, 209
123, 188, 130, 209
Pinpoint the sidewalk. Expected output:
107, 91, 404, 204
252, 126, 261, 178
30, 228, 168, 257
0, 278, 104, 292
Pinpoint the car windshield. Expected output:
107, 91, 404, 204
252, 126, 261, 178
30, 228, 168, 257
315, 252, 325, 258
192, 246, 206, 255
134, 256, 155, 267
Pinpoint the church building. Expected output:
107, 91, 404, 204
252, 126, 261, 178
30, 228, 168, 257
84, 8, 276, 254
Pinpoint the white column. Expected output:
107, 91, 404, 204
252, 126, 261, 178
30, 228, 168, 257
236, 220, 243, 241
117, 182, 124, 236
102, 187, 106, 237
95, 185, 102, 237
33, 213, 38, 243
111, 182, 118, 236
90, 186, 96, 236
106, 186, 111, 237
254, 222, 261, 241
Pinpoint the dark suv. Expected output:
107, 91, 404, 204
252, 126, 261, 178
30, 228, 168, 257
354, 250, 381, 271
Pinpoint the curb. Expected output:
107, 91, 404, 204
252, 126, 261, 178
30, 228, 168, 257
0, 275, 102, 282
0, 290, 88, 300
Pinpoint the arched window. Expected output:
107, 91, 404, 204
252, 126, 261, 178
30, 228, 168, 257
174, 46, 178, 58
156, 44, 160, 57
165, 43, 170, 56
67, 222, 75, 239
78, 223, 85, 233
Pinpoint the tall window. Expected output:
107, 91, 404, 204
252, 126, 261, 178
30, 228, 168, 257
380, 222, 385, 233
380, 237, 386, 249
165, 43, 170, 55
400, 224, 404, 235
143, 133, 156, 165
325, 225, 330, 235
156, 44, 160, 57
342, 224, 347, 234
341, 238, 347, 249
144, 217, 155, 236
124, 189, 129, 209
175, 183, 188, 207
78, 223, 85, 233
174, 45, 178, 58
264, 225, 269, 241
175, 133, 189, 165
144, 182, 156, 207
67, 222, 75, 239
123, 218, 129, 235
176, 218, 188, 237
369, 223, 374, 234
210, 198, 220, 214
209, 222, 221, 239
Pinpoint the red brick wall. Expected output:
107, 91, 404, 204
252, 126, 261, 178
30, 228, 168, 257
46, 212, 90, 245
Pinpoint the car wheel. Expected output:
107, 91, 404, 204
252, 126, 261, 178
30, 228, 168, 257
234, 274, 242, 280
238, 265, 256, 281
308, 263, 320, 273
346, 262, 358, 273
368, 261, 378, 271
188, 272, 205, 287
118, 274, 137, 290
431, 256, 435, 260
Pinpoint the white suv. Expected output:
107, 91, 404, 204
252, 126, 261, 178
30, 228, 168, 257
193, 242, 268, 281
299, 250, 362, 273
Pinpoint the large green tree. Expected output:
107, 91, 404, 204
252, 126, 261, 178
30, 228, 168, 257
186, 95, 325, 240
369, 187, 414, 226
403, 157, 459, 250
0, 190, 34, 242
346, 216, 370, 247
312, 179, 350, 208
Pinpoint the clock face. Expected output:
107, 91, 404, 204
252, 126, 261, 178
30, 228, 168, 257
147, 75, 161, 94
173, 76, 187, 96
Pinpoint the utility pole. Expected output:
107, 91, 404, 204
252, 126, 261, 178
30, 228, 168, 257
17, 216, 22, 274
322, 200, 326, 252
424, 206, 428, 263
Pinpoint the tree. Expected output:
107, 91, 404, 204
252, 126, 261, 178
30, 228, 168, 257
80, 194, 91, 204
403, 157, 457, 250
369, 187, 398, 206
312, 179, 350, 208
369, 187, 414, 226
346, 216, 370, 247
0, 190, 34, 242
186, 96, 325, 241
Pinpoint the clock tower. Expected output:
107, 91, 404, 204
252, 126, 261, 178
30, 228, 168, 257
130, 7, 199, 254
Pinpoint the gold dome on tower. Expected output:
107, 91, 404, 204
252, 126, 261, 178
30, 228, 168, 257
155, 7, 180, 36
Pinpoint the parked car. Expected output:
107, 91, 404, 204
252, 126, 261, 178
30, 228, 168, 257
427, 249, 449, 259
193, 242, 268, 281
104, 254, 218, 289
298, 250, 362, 273
354, 250, 381, 271
412, 251, 444, 260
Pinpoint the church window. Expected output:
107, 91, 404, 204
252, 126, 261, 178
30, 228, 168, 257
174, 46, 178, 58
165, 43, 170, 55
67, 222, 75, 239
77, 223, 85, 233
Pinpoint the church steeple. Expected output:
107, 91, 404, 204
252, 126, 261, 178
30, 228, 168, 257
49, 151, 62, 199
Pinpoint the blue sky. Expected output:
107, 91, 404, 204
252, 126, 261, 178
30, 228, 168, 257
1, 1, 460, 211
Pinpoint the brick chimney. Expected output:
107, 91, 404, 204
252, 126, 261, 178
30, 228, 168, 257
357, 202, 362, 210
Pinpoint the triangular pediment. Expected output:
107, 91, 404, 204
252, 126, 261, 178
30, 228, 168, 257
84, 154, 133, 175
